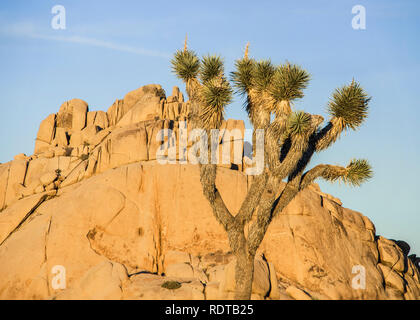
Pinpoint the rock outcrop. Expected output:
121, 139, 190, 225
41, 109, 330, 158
0, 85, 418, 300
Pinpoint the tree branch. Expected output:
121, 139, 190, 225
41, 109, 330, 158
235, 171, 268, 225
199, 164, 235, 230
299, 164, 346, 190
315, 117, 344, 151
247, 175, 300, 256
300, 160, 372, 189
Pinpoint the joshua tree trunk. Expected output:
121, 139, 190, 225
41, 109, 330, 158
234, 248, 255, 300
225, 221, 256, 300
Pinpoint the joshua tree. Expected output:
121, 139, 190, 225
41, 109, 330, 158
171, 40, 372, 300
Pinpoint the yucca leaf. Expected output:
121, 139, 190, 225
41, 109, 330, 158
286, 111, 312, 137
199, 105, 224, 130
171, 49, 200, 82
343, 159, 373, 186
230, 58, 255, 96
199, 78, 232, 129
253, 60, 275, 92
200, 55, 224, 83
319, 159, 372, 186
328, 81, 371, 130
270, 62, 310, 103
201, 77, 233, 110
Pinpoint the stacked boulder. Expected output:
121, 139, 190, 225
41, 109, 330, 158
0, 85, 245, 212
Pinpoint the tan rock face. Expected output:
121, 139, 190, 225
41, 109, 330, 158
378, 236, 405, 272
87, 111, 109, 130
0, 162, 418, 300
117, 95, 162, 125
57, 99, 88, 131
107, 84, 165, 126
0, 84, 419, 300
54, 261, 128, 300
258, 188, 388, 300
34, 114, 56, 154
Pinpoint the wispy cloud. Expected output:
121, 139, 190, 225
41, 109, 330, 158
29, 33, 171, 58
0, 22, 170, 59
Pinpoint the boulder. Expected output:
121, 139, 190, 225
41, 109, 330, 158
0, 193, 49, 244
167, 86, 180, 103
378, 237, 405, 272
57, 99, 88, 131
378, 263, 405, 293
117, 96, 162, 125
286, 286, 312, 300
107, 99, 125, 127
267, 262, 281, 300
87, 111, 109, 129
34, 114, 56, 154
163, 251, 191, 270
165, 263, 195, 279
55, 261, 128, 300
107, 85, 165, 126
0, 210, 52, 299
0, 164, 9, 210
42, 150, 55, 159
14, 154, 28, 161
52, 128, 69, 146
3, 160, 28, 208
25, 157, 71, 189
39, 172, 57, 187
108, 125, 149, 168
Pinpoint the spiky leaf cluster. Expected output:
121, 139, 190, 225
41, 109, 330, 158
344, 159, 373, 186
200, 55, 224, 83
253, 60, 275, 93
201, 78, 233, 111
320, 159, 372, 186
171, 49, 200, 82
286, 111, 312, 137
199, 78, 232, 129
230, 58, 255, 96
328, 81, 371, 130
270, 63, 310, 103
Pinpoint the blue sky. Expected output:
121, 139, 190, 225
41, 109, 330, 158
0, 1, 419, 253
